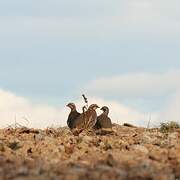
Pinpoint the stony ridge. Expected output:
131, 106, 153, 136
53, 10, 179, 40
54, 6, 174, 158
0, 125, 179, 180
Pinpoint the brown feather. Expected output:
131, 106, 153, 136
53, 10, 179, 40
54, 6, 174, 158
95, 106, 112, 129
66, 103, 80, 129
73, 104, 99, 130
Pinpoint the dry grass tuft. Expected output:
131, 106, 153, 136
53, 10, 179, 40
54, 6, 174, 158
160, 121, 180, 133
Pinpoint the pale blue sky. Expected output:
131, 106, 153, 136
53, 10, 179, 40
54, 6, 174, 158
0, 0, 180, 116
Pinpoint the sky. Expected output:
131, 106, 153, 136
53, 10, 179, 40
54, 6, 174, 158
0, 0, 180, 128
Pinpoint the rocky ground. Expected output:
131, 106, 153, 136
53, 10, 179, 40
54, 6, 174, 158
0, 124, 179, 180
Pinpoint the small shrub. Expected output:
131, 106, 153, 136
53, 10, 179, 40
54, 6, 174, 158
160, 121, 180, 133
8, 141, 21, 150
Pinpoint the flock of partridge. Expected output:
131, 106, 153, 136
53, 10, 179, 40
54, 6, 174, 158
66, 102, 113, 134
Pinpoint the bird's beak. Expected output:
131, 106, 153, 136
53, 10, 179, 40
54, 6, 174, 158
100, 107, 103, 110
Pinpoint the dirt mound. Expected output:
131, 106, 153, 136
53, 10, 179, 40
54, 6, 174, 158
0, 125, 179, 179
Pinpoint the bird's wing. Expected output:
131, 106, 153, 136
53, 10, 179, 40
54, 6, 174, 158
106, 117, 113, 128
67, 111, 81, 129
94, 115, 102, 129
96, 114, 112, 129
86, 111, 97, 129
96, 114, 103, 127
73, 111, 87, 129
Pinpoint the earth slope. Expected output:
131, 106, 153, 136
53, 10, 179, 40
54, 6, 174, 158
0, 125, 179, 180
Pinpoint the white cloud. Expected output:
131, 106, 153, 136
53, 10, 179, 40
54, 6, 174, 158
1, 86, 179, 129
86, 70, 180, 99
159, 90, 180, 123
84, 70, 180, 126
0, 88, 156, 128
0, 89, 68, 128
82, 97, 158, 127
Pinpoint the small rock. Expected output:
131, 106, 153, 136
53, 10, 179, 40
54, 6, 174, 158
123, 123, 136, 128
81, 136, 93, 144
168, 132, 178, 140
8, 141, 21, 150
141, 133, 157, 144
131, 145, 149, 154
99, 142, 105, 149
65, 144, 75, 154
99, 154, 117, 167
34, 133, 45, 141
27, 148, 32, 154
18, 166, 28, 176
59, 145, 65, 152
0, 142, 5, 152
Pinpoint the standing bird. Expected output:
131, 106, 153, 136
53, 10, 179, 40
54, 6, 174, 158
74, 104, 99, 130
66, 103, 80, 129
95, 106, 112, 131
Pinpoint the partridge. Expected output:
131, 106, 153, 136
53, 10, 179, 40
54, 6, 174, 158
74, 104, 99, 130
66, 103, 80, 129
95, 106, 112, 131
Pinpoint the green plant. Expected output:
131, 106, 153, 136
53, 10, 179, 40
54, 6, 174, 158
160, 121, 180, 133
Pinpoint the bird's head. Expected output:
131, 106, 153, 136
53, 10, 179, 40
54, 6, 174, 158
66, 103, 76, 111
88, 104, 100, 110
100, 106, 109, 115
